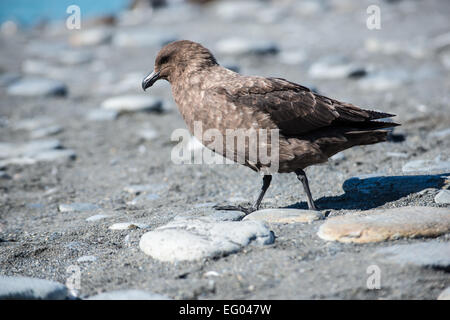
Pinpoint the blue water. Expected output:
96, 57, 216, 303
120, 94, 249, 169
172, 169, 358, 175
0, 0, 130, 26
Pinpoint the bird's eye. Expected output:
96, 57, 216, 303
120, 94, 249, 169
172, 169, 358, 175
159, 55, 170, 65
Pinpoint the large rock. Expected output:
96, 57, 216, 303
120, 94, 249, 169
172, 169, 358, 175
317, 206, 450, 243
101, 95, 162, 113
0, 276, 68, 300
140, 217, 274, 262
244, 208, 324, 224
87, 289, 170, 300
7, 78, 67, 97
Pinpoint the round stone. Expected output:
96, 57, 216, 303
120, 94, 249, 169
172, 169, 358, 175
317, 206, 450, 243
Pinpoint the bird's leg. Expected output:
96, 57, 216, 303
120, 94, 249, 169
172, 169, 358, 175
214, 175, 272, 215
252, 174, 272, 211
295, 169, 318, 211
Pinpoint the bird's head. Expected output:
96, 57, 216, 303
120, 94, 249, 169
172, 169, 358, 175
142, 40, 218, 90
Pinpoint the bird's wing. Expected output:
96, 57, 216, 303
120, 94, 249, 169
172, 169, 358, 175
220, 76, 395, 135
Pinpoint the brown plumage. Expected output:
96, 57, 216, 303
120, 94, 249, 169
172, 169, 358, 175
142, 40, 399, 212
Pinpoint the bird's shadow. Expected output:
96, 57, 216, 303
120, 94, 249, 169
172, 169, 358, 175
285, 173, 449, 211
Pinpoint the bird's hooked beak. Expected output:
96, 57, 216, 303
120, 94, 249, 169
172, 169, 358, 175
142, 70, 160, 91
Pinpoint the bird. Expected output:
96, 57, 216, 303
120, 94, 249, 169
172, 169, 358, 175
142, 40, 399, 213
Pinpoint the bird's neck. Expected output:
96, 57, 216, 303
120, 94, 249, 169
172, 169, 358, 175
170, 65, 237, 133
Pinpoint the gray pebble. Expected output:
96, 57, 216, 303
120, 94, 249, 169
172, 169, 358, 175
435, 190, 450, 204
59, 203, 99, 213
77, 255, 97, 263
216, 37, 278, 56
0, 276, 68, 300
402, 158, 450, 173
7, 77, 67, 97
374, 241, 450, 269
85, 214, 111, 222
113, 29, 177, 48
86, 109, 119, 121
101, 95, 162, 113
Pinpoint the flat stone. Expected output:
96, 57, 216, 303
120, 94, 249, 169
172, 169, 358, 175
308, 56, 365, 79
112, 29, 176, 48
438, 287, 450, 300
317, 206, 450, 243
374, 241, 450, 269
139, 217, 274, 262
69, 28, 113, 46
77, 255, 97, 263
0, 139, 61, 159
59, 203, 99, 212
85, 214, 111, 222
101, 95, 162, 113
402, 158, 450, 173
86, 109, 118, 121
435, 190, 450, 204
244, 209, 324, 224
87, 289, 170, 300
109, 222, 149, 230
0, 276, 68, 300
32, 149, 76, 162
216, 37, 278, 56
358, 70, 409, 91
7, 78, 67, 97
